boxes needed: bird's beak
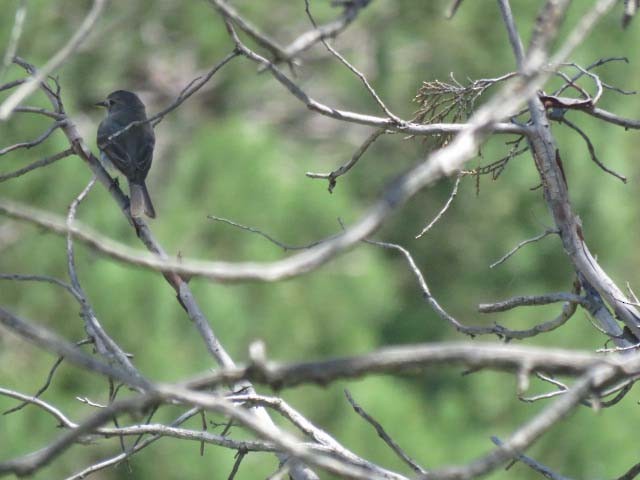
[94,100,108,108]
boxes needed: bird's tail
[130,182,156,218]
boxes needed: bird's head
[95,90,146,115]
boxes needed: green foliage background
[1,1,640,478]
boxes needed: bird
[96,90,156,218]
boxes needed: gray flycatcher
[96,90,156,218]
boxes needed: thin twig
[3,357,65,415]
[199,410,207,456]
[282,1,372,61]
[490,436,573,480]
[209,0,371,65]
[13,106,64,119]
[306,128,386,193]
[560,117,627,183]
[228,449,247,480]
[0,272,78,299]
[490,229,558,268]
[0,387,75,428]
[209,0,289,60]
[0,148,74,183]
[366,238,578,340]
[0,0,106,120]
[415,174,461,238]
[344,390,427,475]
[0,120,65,156]
[447,0,464,18]
[207,216,328,251]
[105,50,239,142]
[0,78,26,93]
[304,0,402,123]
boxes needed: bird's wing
[133,127,155,181]
[98,138,133,176]
[97,121,133,176]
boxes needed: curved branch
[0,148,74,183]
[0,120,64,156]
[0,0,106,120]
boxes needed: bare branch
[617,461,640,480]
[224,19,526,137]
[186,343,614,392]
[209,0,289,61]
[3,302,636,480]
[420,374,592,479]
[497,0,634,347]
[0,0,106,120]
[3,355,65,415]
[207,215,329,251]
[478,293,588,313]
[0,78,26,93]
[622,0,639,28]
[65,408,202,480]
[0,120,64,156]
[585,107,640,129]
[447,0,464,19]
[526,0,572,72]
[0,272,77,299]
[560,117,626,183]
[498,295,580,341]
[519,372,569,403]
[0,148,74,183]
[13,106,65,119]
[106,50,240,143]
[306,128,386,193]
[2,380,402,480]
[597,343,640,354]
[345,389,427,475]
[304,0,401,123]
[367,238,577,340]
[497,0,525,69]
[549,1,617,67]
[415,174,461,238]
[65,178,140,376]
[490,229,558,268]
[0,306,151,391]
[282,1,372,61]
[8,59,238,365]
[3,3,637,478]
[0,0,27,78]
[9,58,319,480]
[228,450,247,480]
[209,0,372,65]
[0,395,160,477]
[228,392,405,478]
[0,29,553,288]
[267,462,292,480]
[0,387,75,428]
[490,436,573,480]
